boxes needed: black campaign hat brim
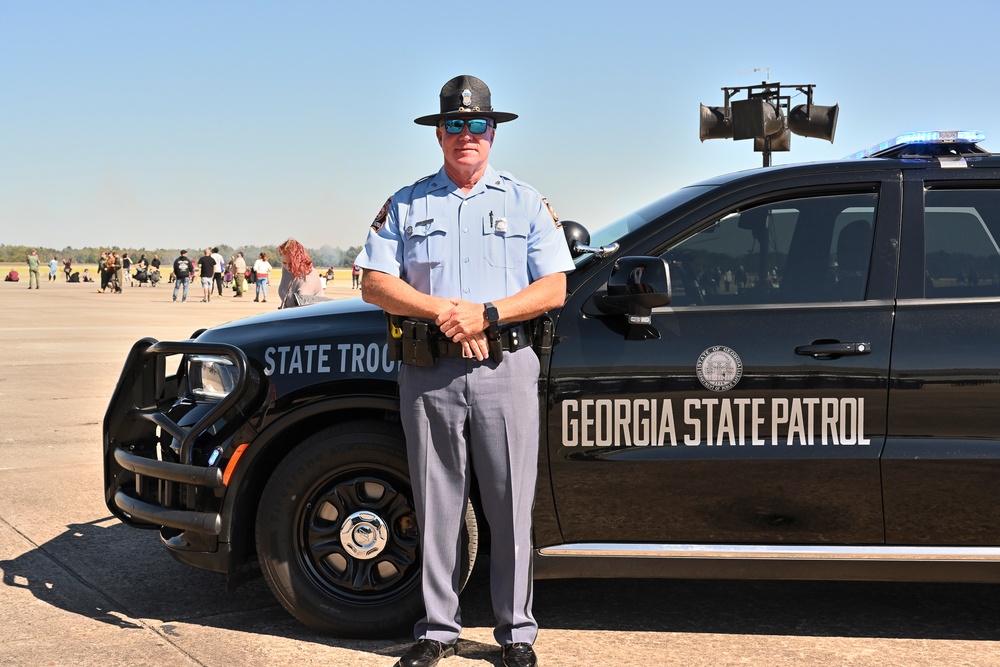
[414,110,519,126]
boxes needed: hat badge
[462,89,472,106]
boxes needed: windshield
[582,185,715,262]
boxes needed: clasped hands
[435,299,490,361]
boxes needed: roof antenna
[739,66,770,83]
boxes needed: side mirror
[601,256,671,340]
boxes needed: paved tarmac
[3,278,1000,666]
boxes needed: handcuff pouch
[400,319,435,367]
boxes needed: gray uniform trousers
[399,345,540,646]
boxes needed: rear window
[924,190,1000,298]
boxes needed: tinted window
[924,190,1000,298]
[659,193,878,306]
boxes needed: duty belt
[387,315,537,367]
[434,323,533,358]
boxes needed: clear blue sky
[3,0,999,252]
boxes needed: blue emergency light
[847,130,987,159]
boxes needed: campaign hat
[414,75,518,126]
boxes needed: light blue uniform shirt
[356,165,574,304]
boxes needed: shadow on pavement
[5,517,1000,651]
[1,516,277,629]
[529,575,1000,641]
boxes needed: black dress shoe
[396,639,457,667]
[502,643,537,667]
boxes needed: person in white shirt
[211,247,226,297]
[252,253,272,302]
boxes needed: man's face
[437,117,494,172]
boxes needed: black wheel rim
[294,464,420,605]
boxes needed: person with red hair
[277,238,324,308]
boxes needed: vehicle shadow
[529,575,1000,641]
[3,517,1000,664]
[0,517,280,630]
[462,556,1000,643]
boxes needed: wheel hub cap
[339,511,388,559]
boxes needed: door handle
[794,342,872,358]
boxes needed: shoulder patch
[542,197,562,228]
[371,198,391,232]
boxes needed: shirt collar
[428,164,507,196]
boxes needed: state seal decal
[696,346,743,392]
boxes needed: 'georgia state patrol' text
[561,397,870,447]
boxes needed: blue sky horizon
[4,1,998,253]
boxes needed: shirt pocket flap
[406,218,444,239]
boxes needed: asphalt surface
[3,278,1000,666]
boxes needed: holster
[487,325,504,364]
[533,315,554,370]
[386,313,404,361]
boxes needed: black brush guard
[103,338,251,535]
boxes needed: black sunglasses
[441,118,494,135]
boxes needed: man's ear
[436,126,444,147]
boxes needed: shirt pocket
[483,217,528,268]
[404,218,447,267]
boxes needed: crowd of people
[168,247,272,302]
[9,244,349,310]
[167,243,342,307]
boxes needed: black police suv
[104,131,1000,637]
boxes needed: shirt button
[463,227,468,233]
[464,257,469,263]
[463,288,470,294]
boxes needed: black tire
[255,419,479,637]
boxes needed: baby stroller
[223,269,234,289]
[133,268,150,286]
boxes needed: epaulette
[495,170,540,193]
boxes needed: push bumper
[103,338,254,542]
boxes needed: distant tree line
[0,243,363,269]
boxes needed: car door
[884,176,1000,545]
[547,180,899,546]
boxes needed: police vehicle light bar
[847,130,987,159]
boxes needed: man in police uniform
[356,75,574,667]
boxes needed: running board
[533,543,1000,583]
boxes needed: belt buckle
[461,342,474,359]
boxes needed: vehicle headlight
[187,355,240,400]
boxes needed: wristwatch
[483,302,500,333]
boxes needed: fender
[217,392,402,582]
